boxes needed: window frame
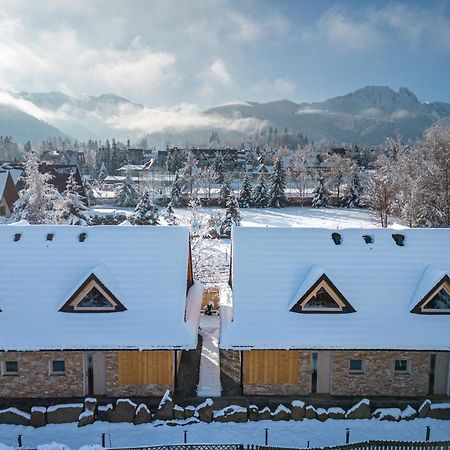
[3,360,19,376]
[50,360,66,376]
[349,359,365,374]
[394,359,411,375]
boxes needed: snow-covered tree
[311,175,330,208]
[170,171,183,207]
[213,154,225,184]
[267,157,288,207]
[238,173,253,208]
[199,166,217,205]
[342,165,362,208]
[220,194,241,238]
[180,151,199,198]
[11,152,61,224]
[188,198,205,237]
[252,174,268,207]
[116,173,139,207]
[163,201,178,226]
[219,178,231,207]
[82,178,96,206]
[329,154,353,206]
[55,172,90,225]
[98,162,108,181]
[134,190,159,225]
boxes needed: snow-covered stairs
[197,315,222,397]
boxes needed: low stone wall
[0,394,449,428]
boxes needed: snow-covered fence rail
[261,440,450,450]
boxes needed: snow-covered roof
[221,227,450,351]
[0,225,202,351]
[0,171,8,198]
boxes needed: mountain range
[1,86,449,146]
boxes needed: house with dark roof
[0,226,202,398]
[220,227,450,398]
[0,171,19,217]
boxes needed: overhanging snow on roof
[220,227,450,351]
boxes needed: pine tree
[180,151,199,198]
[238,173,253,208]
[189,198,204,237]
[98,162,108,181]
[116,173,139,207]
[219,179,231,207]
[252,174,268,207]
[170,172,183,206]
[55,172,90,225]
[163,201,178,226]
[213,154,225,184]
[134,190,159,225]
[11,152,61,224]
[311,176,330,208]
[220,194,241,238]
[343,166,362,208]
[267,158,288,207]
[83,178,96,206]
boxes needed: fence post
[345,428,350,444]
[17,435,22,448]
[101,433,106,448]
[184,430,188,444]
[265,428,269,446]
[425,425,431,442]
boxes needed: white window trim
[49,360,66,376]
[2,360,19,376]
[394,359,411,375]
[349,359,365,374]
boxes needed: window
[51,360,66,375]
[424,287,450,310]
[3,361,18,375]
[303,287,341,309]
[395,359,410,374]
[76,287,114,309]
[349,359,364,373]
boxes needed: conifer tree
[267,157,288,207]
[98,162,108,181]
[11,152,61,224]
[83,178,96,206]
[238,173,253,208]
[219,178,231,207]
[220,194,241,238]
[213,154,225,184]
[311,176,330,208]
[180,151,199,198]
[170,172,183,206]
[163,201,178,226]
[55,172,90,225]
[343,166,362,208]
[134,190,159,225]
[252,174,268,207]
[116,173,139,207]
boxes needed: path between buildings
[197,314,222,397]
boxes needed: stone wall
[0,351,84,398]
[331,351,431,396]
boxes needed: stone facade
[243,350,450,397]
[331,351,430,396]
[0,351,174,398]
[0,351,84,398]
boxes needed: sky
[1,0,450,109]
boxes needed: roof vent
[362,235,373,244]
[46,233,54,241]
[79,232,87,242]
[13,233,21,242]
[392,233,405,246]
[331,232,342,245]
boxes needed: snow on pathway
[197,315,221,397]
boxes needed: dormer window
[411,274,450,314]
[290,273,355,314]
[59,273,126,313]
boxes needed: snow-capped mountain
[0,86,449,144]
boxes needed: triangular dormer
[290,270,355,314]
[59,273,127,313]
[411,274,450,314]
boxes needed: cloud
[251,78,297,99]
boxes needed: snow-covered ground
[197,315,221,397]
[0,418,448,449]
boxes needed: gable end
[411,274,450,315]
[59,273,127,313]
[290,274,355,314]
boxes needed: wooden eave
[411,274,450,315]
